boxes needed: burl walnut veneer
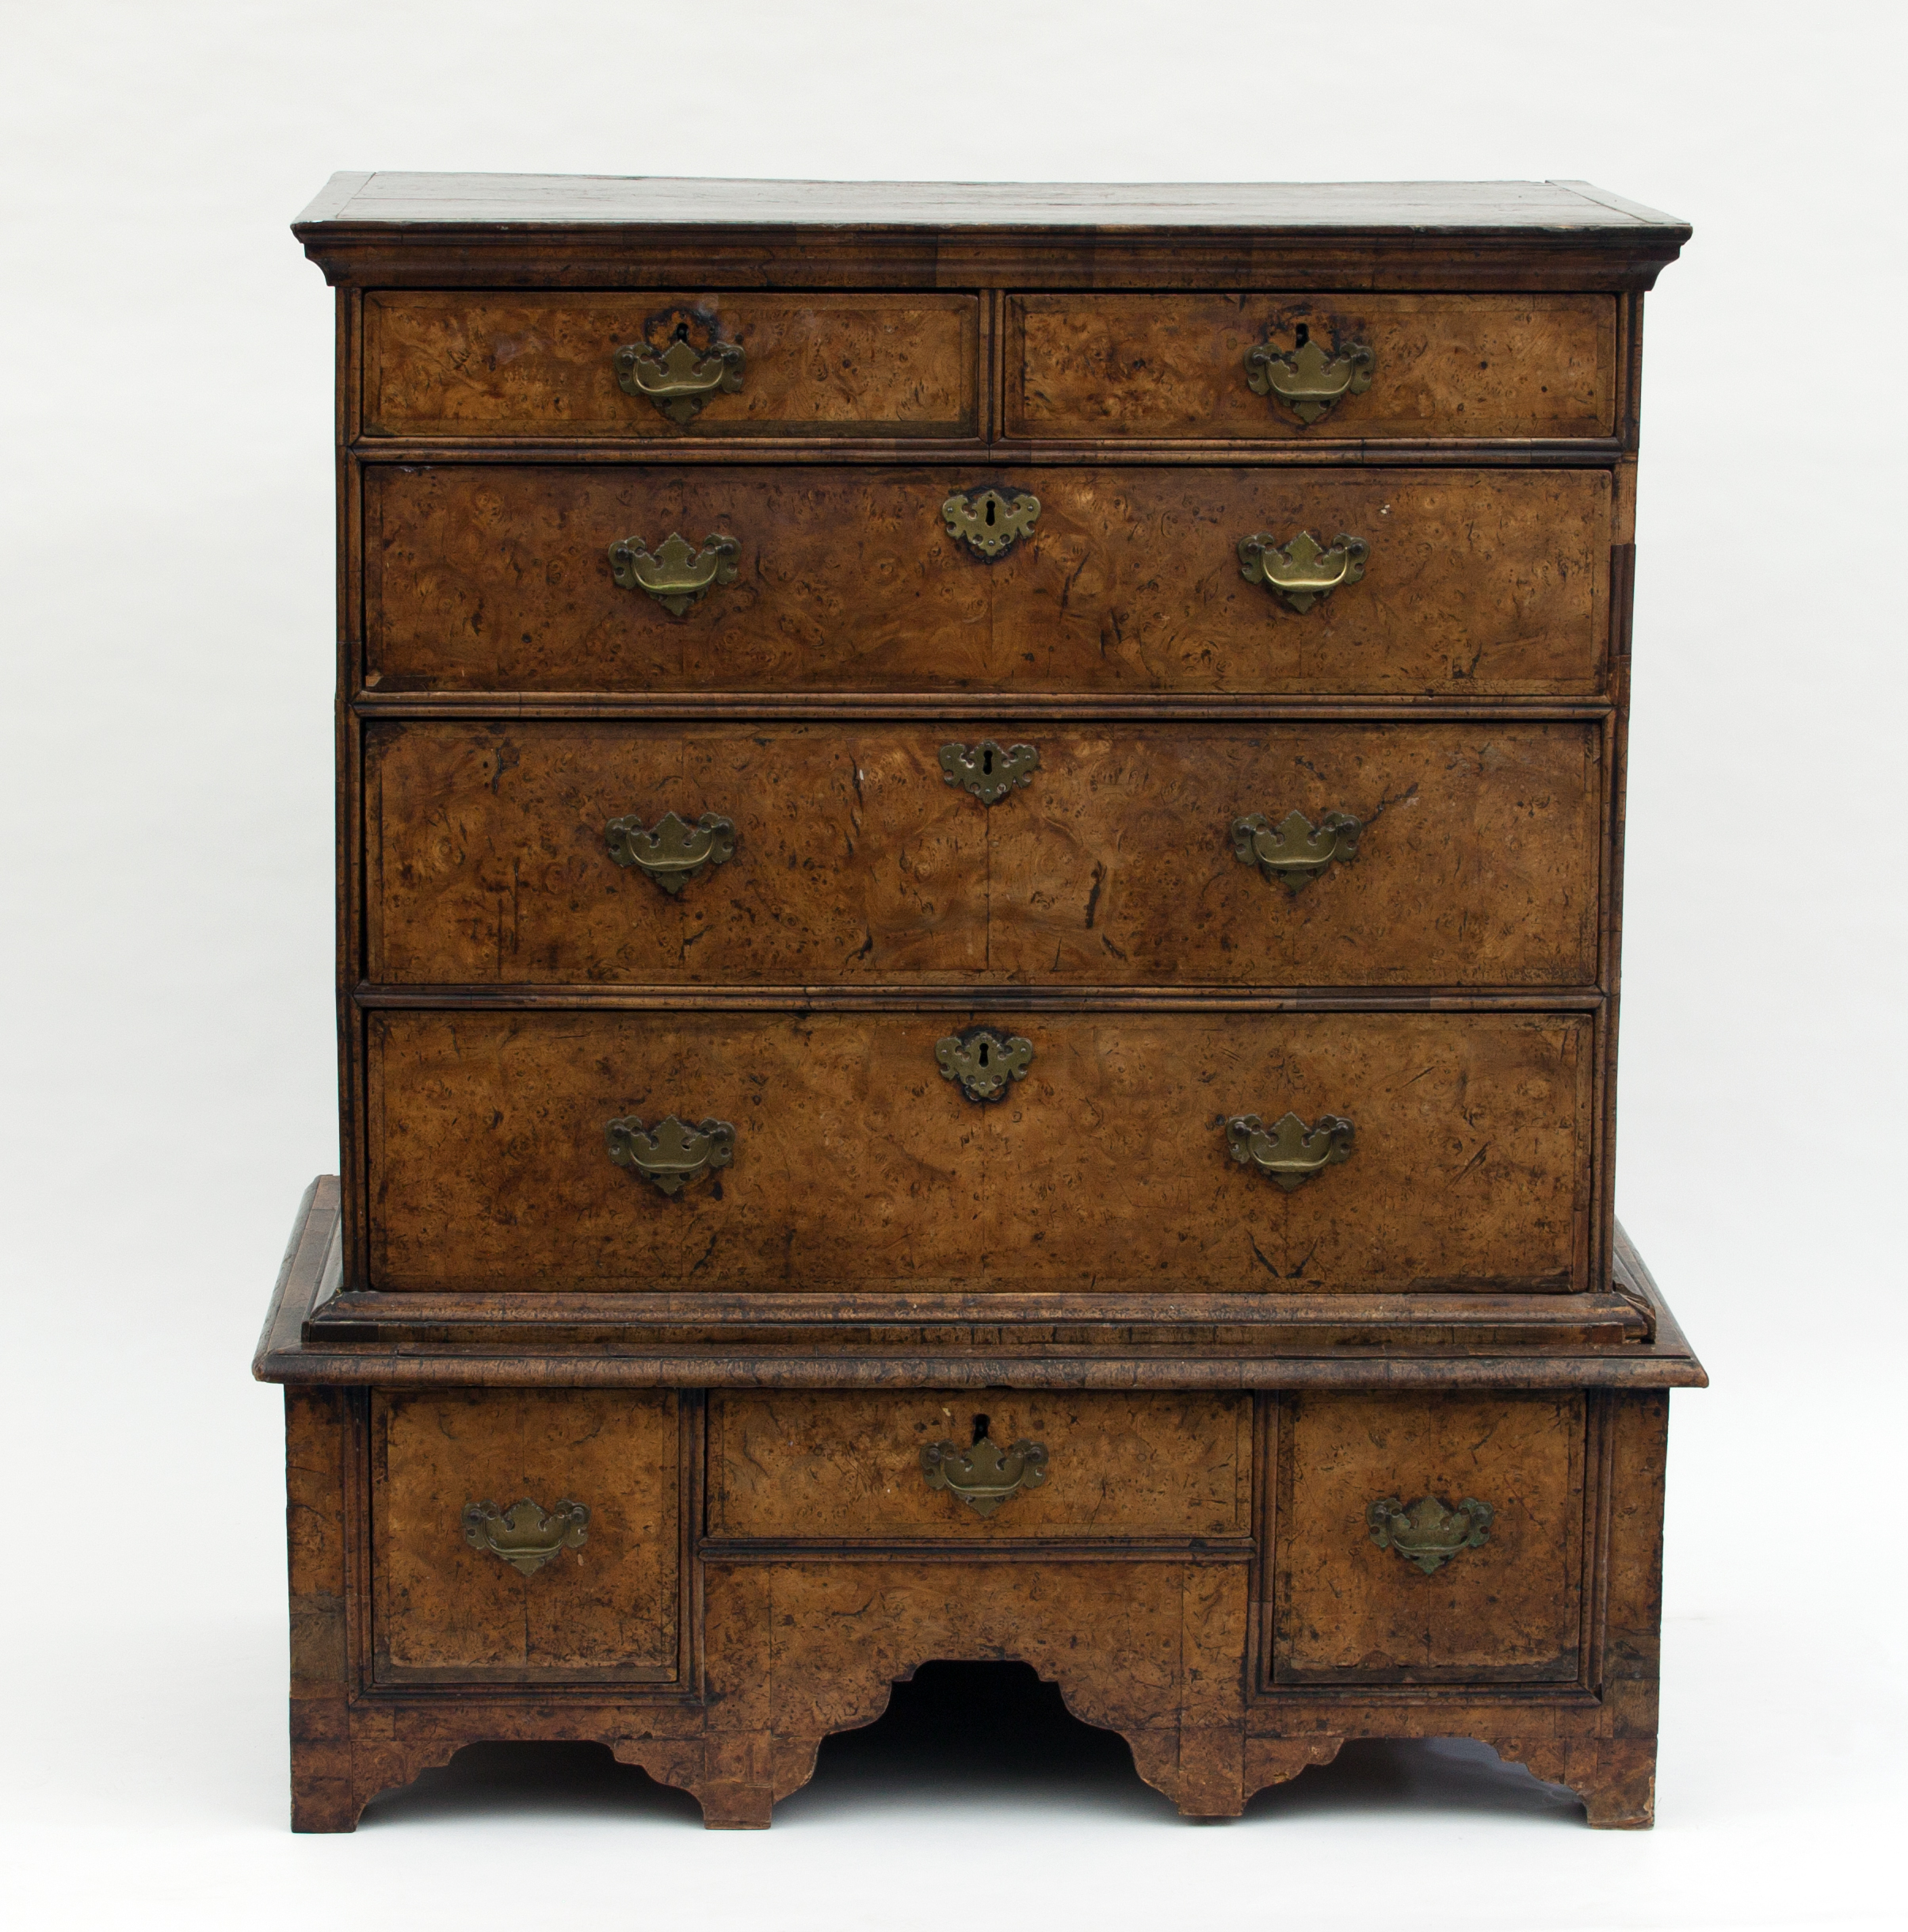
[256,175,1703,1832]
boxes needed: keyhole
[1295,323,1310,347]
[978,1040,991,1067]
[672,321,691,344]
[982,745,995,776]
[971,1413,990,1445]
[984,498,997,526]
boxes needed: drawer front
[1272,1392,1586,1684]
[365,1009,1593,1294]
[708,1392,1251,1540]
[367,719,1601,989]
[1008,294,1618,441]
[362,292,980,439]
[371,1389,680,1683]
[364,464,1610,696]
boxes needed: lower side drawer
[1270,1391,1587,1685]
[371,1389,681,1684]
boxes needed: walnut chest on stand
[254,174,1704,1831]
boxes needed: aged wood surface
[366,719,1601,990]
[364,1008,1592,1295]
[371,1389,679,1681]
[364,292,979,439]
[364,465,1610,696]
[1009,294,1617,441]
[1272,1391,1584,1682]
[708,1392,1251,1539]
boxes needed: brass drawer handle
[937,1025,1033,1104]
[613,337,745,424]
[940,739,1040,804]
[943,484,1040,559]
[1368,1495,1494,1575]
[1231,808,1362,892]
[1227,1111,1355,1191]
[606,1113,736,1196]
[1244,334,1375,424]
[609,532,741,615]
[606,810,736,893]
[922,1435,1049,1518]
[1238,530,1369,613]
[461,1498,590,1577]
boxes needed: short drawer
[1271,1392,1586,1683]
[364,1008,1593,1296]
[708,1392,1251,1541]
[364,464,1611,696]
[1007,294,1618,441]
[361,292,980,439]
[370,1389,680,1683]
[365,719,1602,990]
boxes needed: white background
[3,2,1903,1926]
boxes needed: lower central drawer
[708,1392,1251,1541]
[364,1007,1593,1294]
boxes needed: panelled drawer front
[364,1009,1592,1295]
[367,719,1602,989]
[362,292,980,439]
[371,1389,680,1683]
[1008,294,1619,441]
[1272,1392,1586,1684]
[708,1392,1251,1540]
[364,465,1610,695]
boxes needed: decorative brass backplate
[605,810,736,893]
[605,1113,736,1196]
[942,485,1040,559]
[1238,530,1370,613]
[1226,1111,1356,1191]
[939,739,1040,805]
[936,1025,1034,1103]
[461,1498,590,1578]
[612,337,746,425]
[1244,335,1376,425]
[922,1436,1050,1517]
[1367,1495,1494,1575]
[1231,808,1363,892]
[609,532,741,616]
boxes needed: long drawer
[363,465,1612,695]
[365,719,1603,988]
[361,291,981,439]
[364,1009,1593,1295]
[1006,293,1619,441]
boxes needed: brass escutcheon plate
[605,810,736,893]
[936,1025,1034,1104]
[940,739,1040,805]
[1227,1111,1356,1191]
[1367,1495,1494,1575]
[1231,808,1363,891]
[942,485,1040,559]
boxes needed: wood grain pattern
[372,1389,679,1679]
[364,465,1610,696]
[364,1008,1593,1295]
[1273,1391,1583,1682]
[1009,294,1617,441]
[365,718,1602,989]
[364,292,978,438]
[707,1392,1251,1538]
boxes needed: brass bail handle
[606,1113,737,1196]
[1238,531,1369,613]
[1226,1111,1355,1191]
[608,533,741,616]
[461,1499,590,1578]
[1367,1495,1494,1575]
[1231,809,1362,892]
[613,336,745,423]
[1244,330,1376,425]
[605,810,736,893]
[921,1430,1050,1518]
